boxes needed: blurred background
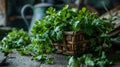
[0,0,120,37]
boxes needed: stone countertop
[0,52,68,67]
[0,52,120,67]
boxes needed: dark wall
[6,0,35,31]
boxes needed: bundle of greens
[30,5,114,64]
[0,5,115,65]
[0,28,30,53]
[78,52,113,67]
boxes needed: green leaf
[33,54,47,61]
[67,56,79,67]
[56,31,63,41]
[81,7,86,12]
[45,57,54,64]
[100,33,108,38]
[63,5,69,10]
[101,51,106,59]
[85,58,94,67]
[96,60,106,67]
[95,46,102,52]
[46,7,55,14]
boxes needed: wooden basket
[53,31,89,55]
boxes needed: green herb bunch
[31,5,79,42]
[78,51,113,67]
[0,28,31,53]
[30,5,115,63]
[18,30,54,64]
[31,5,114,42]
